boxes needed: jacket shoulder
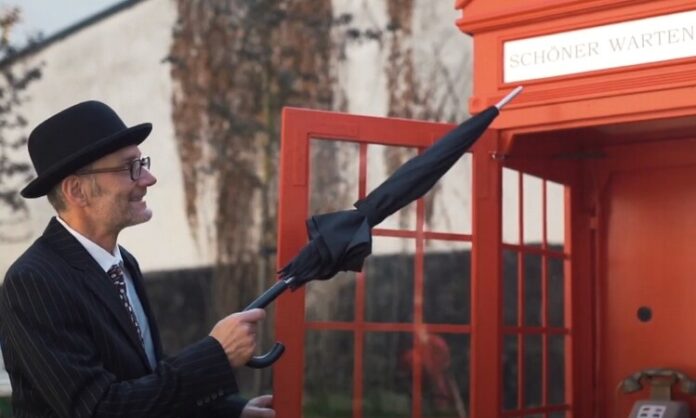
[6,234,62,274]
[2,235,73,299]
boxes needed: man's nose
[138,167,157,187]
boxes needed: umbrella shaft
[244,278,293,310]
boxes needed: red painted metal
[275,110,311,418]
[277,107,470,418]
[499,167,573,417]
[593,142,696,417]
[453,1,696,415]
[277,108,572,418]
[470,131,503,418]
[274,1,696,416]
[541,181,549,410]
[516,172,525,411]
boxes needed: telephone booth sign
[273,107,573,418]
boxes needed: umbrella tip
[495,86,524,110]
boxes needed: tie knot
[107,263,124,283]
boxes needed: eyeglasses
[75,157,151,181]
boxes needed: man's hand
[241,395,274,418]
[209,309,266,368]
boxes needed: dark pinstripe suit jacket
[0,218,246,418]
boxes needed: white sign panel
[504,10,696,83]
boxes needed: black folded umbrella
[245,86,523,368]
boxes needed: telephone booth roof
[455,0,696,147]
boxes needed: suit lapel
[42,218,151,369]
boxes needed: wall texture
[0,0,472,276]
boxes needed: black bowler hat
[21,101,152,198]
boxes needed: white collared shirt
[56,216,157,370]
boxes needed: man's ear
[61,176,89,207]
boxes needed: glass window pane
[365,237,414,323]
[548,257,565,328]
[304,330,353,418]
[502,168,520,244]
[546,180,565,249]
[424,154,473,234]
[364,332,412,418]
[502,334,519,410]
[523,174,543,247]
[548,335,566,405]
[306,138,359,322]
[305,271,356,322]
[366,144,418,230]
[424,240,471,324]
[524,334,542,408]
[524,253,542,327]
[421,333,470,418]
[309,138,359,214]
[503,249,519,327]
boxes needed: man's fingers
[245,407,275,418]
[233,308,266,323]
[249,394,273,407]
[242,394,274,418]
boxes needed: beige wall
[0,0,197,274]
[0,0,473,276]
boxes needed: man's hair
[88,174,102,197]
[45,170,102,212]
[46,182,66,212]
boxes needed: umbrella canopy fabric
[280,105,500,288]
[355,106,499,227]
[280,209,372,287]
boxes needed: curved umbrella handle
[244,278,293,368]
[246,342,286,369]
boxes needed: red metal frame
[275,107,573,418]
[276,107,486,417]
[500,168,572,417]
[469,129,503,418]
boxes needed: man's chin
[128,208,153,226]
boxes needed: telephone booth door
[273,107,575,418]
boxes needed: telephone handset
[619,368,696,418]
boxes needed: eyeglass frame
[74,156,151,181]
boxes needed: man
[0,101,275,418]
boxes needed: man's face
[84,145,157,232]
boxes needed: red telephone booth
[273,1,696,417]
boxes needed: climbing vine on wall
[0,7,43,242]
[169,0,336,338]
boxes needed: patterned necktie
[107,263,144,346]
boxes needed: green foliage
[0,397,11,417]
[303,393,352,418]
